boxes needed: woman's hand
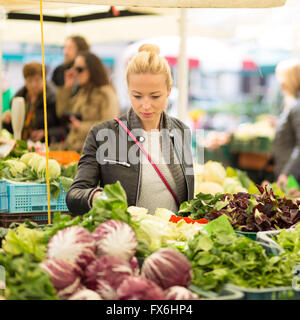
[277,173,288,189]
[68,115,81,130]
[92,191,102,204]
[64,68,77,89]
[2,110,11,124]
[30,129,45,142]
[287,188,300,199]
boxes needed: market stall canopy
[0,0,286,9]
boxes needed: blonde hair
[276,59,300,98]
[126,44,173,90]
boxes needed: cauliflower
[195,181,224,195]
[202,161,226,185]
[5,159,27,177]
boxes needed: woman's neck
[142,118,161,132]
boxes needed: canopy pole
[0,7,5,132]
[39,0,51,224]
[177,8,188,122]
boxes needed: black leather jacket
[66,108,194,215]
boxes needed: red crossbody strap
[115,118,180,207]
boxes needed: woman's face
[74,55,90,86]
[63,38,78,65]
[128,73,171,130]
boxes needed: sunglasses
[74,66,87,73]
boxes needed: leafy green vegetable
[60,163,78,179]
[185,228,296,292]
[0,252,58,300]
[178,192,224,219]
[2,225,47,262]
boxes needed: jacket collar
[124,107,172,132]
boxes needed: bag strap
[115,118,180,207]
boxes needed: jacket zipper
[103,159,131,167]
[171,134,190,200]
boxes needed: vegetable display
[47,226,97,270]
[141,248,192,290]
[185,216,296,292]
[40,259,82,299]
[93,220,137,261]
[178,185,300,232]
[116,275,166,300]
[164,286,198,300]
[84,255,134,299]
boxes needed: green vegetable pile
[184,216,297,293]
[0,152,77,198]
[0,225,57,300]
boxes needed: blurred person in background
[274,59,300,195]
[51,35,90,87]
[1,73,14,126]
[3,62,64,143]
[55,51,120,152]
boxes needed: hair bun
[138,44,160,55]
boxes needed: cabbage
[84,255,133,300]
[164,286,199,300]
[68,289,102,300]
[153,208,174,221]
[134,215,176,252]
[141,248,192,289]
[116,275,166,300]
[223,177,247,194]
[4,159,26,176]
[47,226,97,270]
[195,181,224,195]
[28,153,44,171]
[40,259,82,299]
[127,206,148,219]
[174,220,205,241]
[37,158,61,179]
[0,128,13,140]
[92,220,137,261]
[194,162,204,183]
[20,152,37,165]
[202,161,226,184]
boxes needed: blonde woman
[274,59,300,190]
[66,44,194,215]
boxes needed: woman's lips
[141,112,153,118]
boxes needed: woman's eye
[133,96,141,99]
[152,96,160,99]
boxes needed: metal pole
[177,8,188,122]
[0,7,5,132]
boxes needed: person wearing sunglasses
[55,51,120,152]
[51,35,90,88]
[66,44,194,216]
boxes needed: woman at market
[3,62,63,143]
[274,59,300,191]
[55,51,120,152]
[66,44,194,216]
[51,35,90,87]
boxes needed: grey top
[136,130,181,214]
[273,98,300,180]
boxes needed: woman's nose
[142,97,151,108]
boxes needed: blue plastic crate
[2,181,68,213]
[0,180,8,212]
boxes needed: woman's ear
[167,86,172,98]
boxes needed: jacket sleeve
[74,87,120,143]
[56,86,73,118]
[66,126,102,215]
[281,106,300,179]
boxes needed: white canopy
[0,0,287,10]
